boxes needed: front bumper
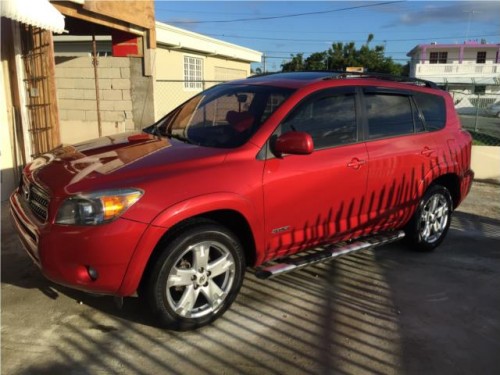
[9,190,148,295]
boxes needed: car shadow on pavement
[3,204,500,374]
[373,210,500,374]
[1,204,60,300]
[0,250,158,328]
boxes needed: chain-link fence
[154,80,227,120]
[450,86,500,146]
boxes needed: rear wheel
[405,184,453,251]
[147,223,245,330]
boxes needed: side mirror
[273,131,314,157]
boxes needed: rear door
[362,88,438,231]
[262,87,369,260]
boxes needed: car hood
[26,132,228,195]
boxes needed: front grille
[29,185,50,222]
[21,176,50,222]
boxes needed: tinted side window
[366,94,414,140]
[413,92,446,130]
[282,93,357,149]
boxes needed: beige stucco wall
[471,145,500,183]
[1,63,16,200]
[154,46,251,119]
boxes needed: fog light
[87,266,99,281]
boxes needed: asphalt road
[2,182,500,375]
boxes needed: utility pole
[262,53,266,73]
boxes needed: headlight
[55,189,143,225]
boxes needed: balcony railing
[415,63,500,77]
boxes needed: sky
[154,0,500,72]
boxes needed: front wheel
[405,184,453,252]
[146,223,245,330]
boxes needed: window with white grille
[184,56,203,90]
[429,52,447,64]
[476,51,486,64]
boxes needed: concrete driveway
[2,182,500,374]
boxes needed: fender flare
[117,192,263,296]
[415,164,460,207]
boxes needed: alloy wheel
[419,193,449,244]
[166,240,236,319]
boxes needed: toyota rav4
[10,72,473,330]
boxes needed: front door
[262,88,369,261]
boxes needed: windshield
[147,84,294,148]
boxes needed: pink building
[407,41,500,93]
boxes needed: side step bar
[255,231,405,279]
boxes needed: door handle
[347,158,366,169]
[421,147,434,157]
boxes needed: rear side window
[365,94,414,139]
[413,92,446,131]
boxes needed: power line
[264,50,412,54]
[264,55,413,61]
[160,19,462,36]
[205,33,500,43]
[165,1,403,24]
[265,56,498,63]
[155,7,259,16]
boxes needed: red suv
[10,72,473,330]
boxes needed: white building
[154,21,262,119]
[407,41,500,93]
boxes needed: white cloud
[396,1,500,26]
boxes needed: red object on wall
[111,30,142,57]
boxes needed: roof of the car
[227,71,438,90]
[235,72,335,88]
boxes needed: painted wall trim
[155,21,262,63]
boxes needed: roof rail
[329,71,438,89]
[247,72,281,79]
[246,71,438,89]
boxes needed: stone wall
[55,56,154,144]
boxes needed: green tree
[281,34,405,75]
[365,33,374,46]
[253,67,262,75]
[305,52,327,70]
[281,53,305,72]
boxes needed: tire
[404,184,453,252]
[147,223,245,330]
